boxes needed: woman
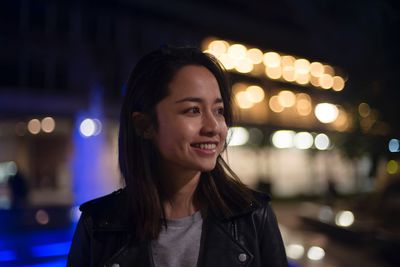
[68,46,287,267]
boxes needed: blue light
[31,242,71,257]
[389,139,400,152]
[0,249,17,262]
[21,259,67,267]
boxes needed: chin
[197,163,217,172]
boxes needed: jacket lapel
[103,240,153,267]
[198,213,253,267]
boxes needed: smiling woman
[67,46,288,267]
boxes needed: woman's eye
[186,107,200,114]
[217,107,224,115]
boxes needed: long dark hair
[118,45,254,240]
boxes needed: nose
[201,111,219,136]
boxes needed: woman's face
[153,65,228,173]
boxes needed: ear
[132,112,154,139]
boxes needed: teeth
[196,143,216,150]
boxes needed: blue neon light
[21,258,67,267]
[31,242,71,257]
[0,249,17,261]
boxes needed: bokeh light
[235,58,253,73]
[388,139,400,152]
[28,119,41,135]
[246,85,265,103]
[358,103,371,118]
[35,209,50,225]
[387,160,398,174]
[296,93,312,116]
[310,62,324,77]
[315,133,330,150]
[265,66,282,79]
[271,130,295,148]
[294,58,310,74]
[228,127,249,146]
[319,74,334,89]
[79,118,102,137]
[246,48,263,64]
[278,90,296,108]
[294,132,313,149]
[332,76,345,91]
[307,246,325,261]
[269,95,284,113]
[235,91,254,109]
[263,52,281,68]
[315,103,339,123]
[286,244,305,260]
[208,40,229,56]
[41,117,56,133]
[335,210,355,227]
[228,44,247,60]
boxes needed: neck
[159,165,202,219]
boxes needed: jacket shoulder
[79,188,125,213]
[250,189,271,206]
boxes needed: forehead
[167,65,222,99]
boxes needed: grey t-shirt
[151,211,203,267]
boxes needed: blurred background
[0,0,399,266]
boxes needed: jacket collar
[86,188,269,231]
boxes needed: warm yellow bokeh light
[387,160,398,174]
[310,75,320,87]
[323,65,335,76]
[208,40,229,56]
[228,44,247,60]
[235,91,254,109]
[246,48,264,64]
[282,66,296,82]
[265,66,282,79]
[235,58,253,73]
[41,117,56,133]
[319,74,334,89]
[296,93,312,116]
[232,83,247,95]
[218,54,235,70]
[246,85,265,103]
[296,99,312,116]
[332,76,345,91]
[281,55,295,67]
[294,58,310,74]
[332,108,349,131]
[315,103,339,123]
[296,73,310,85]
[263,52,281,68]
[358,103,371,118]
[28,119,41,134]
[269,95,284,113]
[278,90,296,108]
[310,62,324,77]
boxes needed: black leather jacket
[67,189,288,267]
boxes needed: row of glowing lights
[234,84,343,124]
[204,39,346,91]
[286,208,355,261]
[229,127,331,150]
[15,117,101,137]
[19,117,56,135]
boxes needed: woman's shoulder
[79,188,127,222]
[77,188,130,231]
[250,189,271,205]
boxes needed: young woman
[67,46,288,267]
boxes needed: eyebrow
[175,97,223,104]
